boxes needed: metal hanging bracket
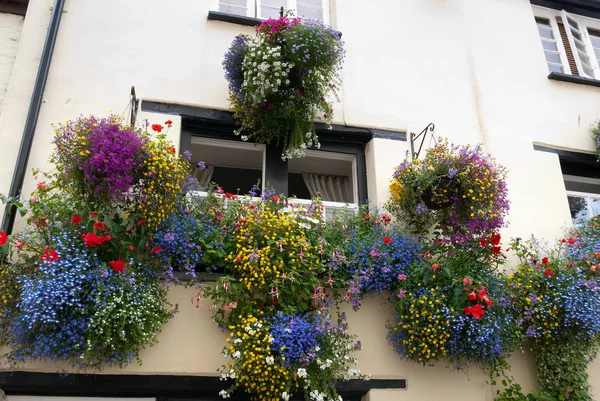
[129,86,139,126]
[409,122,435,159]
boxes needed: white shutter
[218,0,252,17]
[561,10,596,78]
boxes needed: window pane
[298,0,322,6]
[544,52,562,64]
[262,0,285,6]
[288,151,356,203]
[590,35,600,48]
[190,138,264,194]
[537,22,554,39]
[591,198,600,217]
[297,5,323,20]
[568,195,590,222]
[542,40,559,52]
[260,5,284,19]
[219,4,247,15]
[548,63,564,73]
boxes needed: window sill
[207,10,262,27]
[548,72,600,88]
[206,10,343,36]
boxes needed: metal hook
[409,123,435,159]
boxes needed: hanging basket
[421,176,460,210]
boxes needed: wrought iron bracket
[409,122,435,159]
[129,86,139,126]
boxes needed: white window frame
[564,174,600,222]
[189,137,358,209]
[533,6,600,79]
[215,0,329,24]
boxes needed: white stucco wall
[0,12,24,119]
[1,0,599,398]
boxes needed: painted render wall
[0,0,599,399]
[0,12,24,120]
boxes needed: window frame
[215,0,330,24]
[533,5,600,79]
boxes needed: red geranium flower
[82,233,111,247]
[480,238,489,247]
[463,277,471,285]
[90,213,98,219]
[167,147,176,153]
[478,288,487,300]
[491,232,501,246]
[225,192,237,200]
[431,263,439,271]
[152,246,162,253]
[109,259,126,273]
[16,239,24,249]
[464,304,485,319]
[543,269,555,278]
[71,215,82,225]
[0,231,6,246]
[492,245,502,255]
[273,195,279,203]
[383,236,392,245]
[93,221,106,230]
[468,291,477,301]
[541,257,549,266]
[40,246,59,261]
[482,295,493,307]
[165,120,173,127]
[152,124,162,132]
[568,237,575,245]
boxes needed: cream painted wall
[1,0,599,398]
[0,12,24,119]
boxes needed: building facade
[0,0,600,400]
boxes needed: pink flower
[369,249,380,258]
[397,289,407,298]
[397,273,407,281]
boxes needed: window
[533,7,600,79]
[564,174,600,223]
[186,136,363,214]
[216,0,329,22]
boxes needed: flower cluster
[388,139,509,243]
[224,15,344,159]
[509,234,600,401]
[0,116,185,369]
[5,230,173,369]
[387,235,518,370]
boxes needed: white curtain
[302,173,352,203]
[193,165,214,191]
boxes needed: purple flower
[447,167,458,178]
[416,203,428,215]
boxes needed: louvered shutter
[536,17,565,73]
[218,0,251,17]
[561,10,596,78]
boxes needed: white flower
[232,351,241,359]
[314,346,321,352]
[219,390,230,399]
[266,356,275,365]
[233,338,242,344]
[282,392,290,401]
[297,368,307,378]
[284,328,292,334]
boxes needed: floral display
[0,116,185,369]
[388,139,509,243]
[189,190,372,401]
[509,233,600,401]
[387,233,519,371]
[224,16,344,160]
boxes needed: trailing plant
[387,233,519,372]
[509,232,600,401]
[387,139,509,244]
[0,116,185,369]
[224,15,345,160]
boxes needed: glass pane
[590,35,600,48]
[594,48,600,60]
[297,5,323,20]
[262,0,286,7]
[591,198,600,217]
[219,4,246,15]
[298,0,322,6]
[548,63,564,73]
[537,24,554,39]
[571,28,582,42]
[568,196,590,222]
[544,51,562,65]
[260,5,284,18]
[542,40,559,52]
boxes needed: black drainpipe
[1,0,66,234]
